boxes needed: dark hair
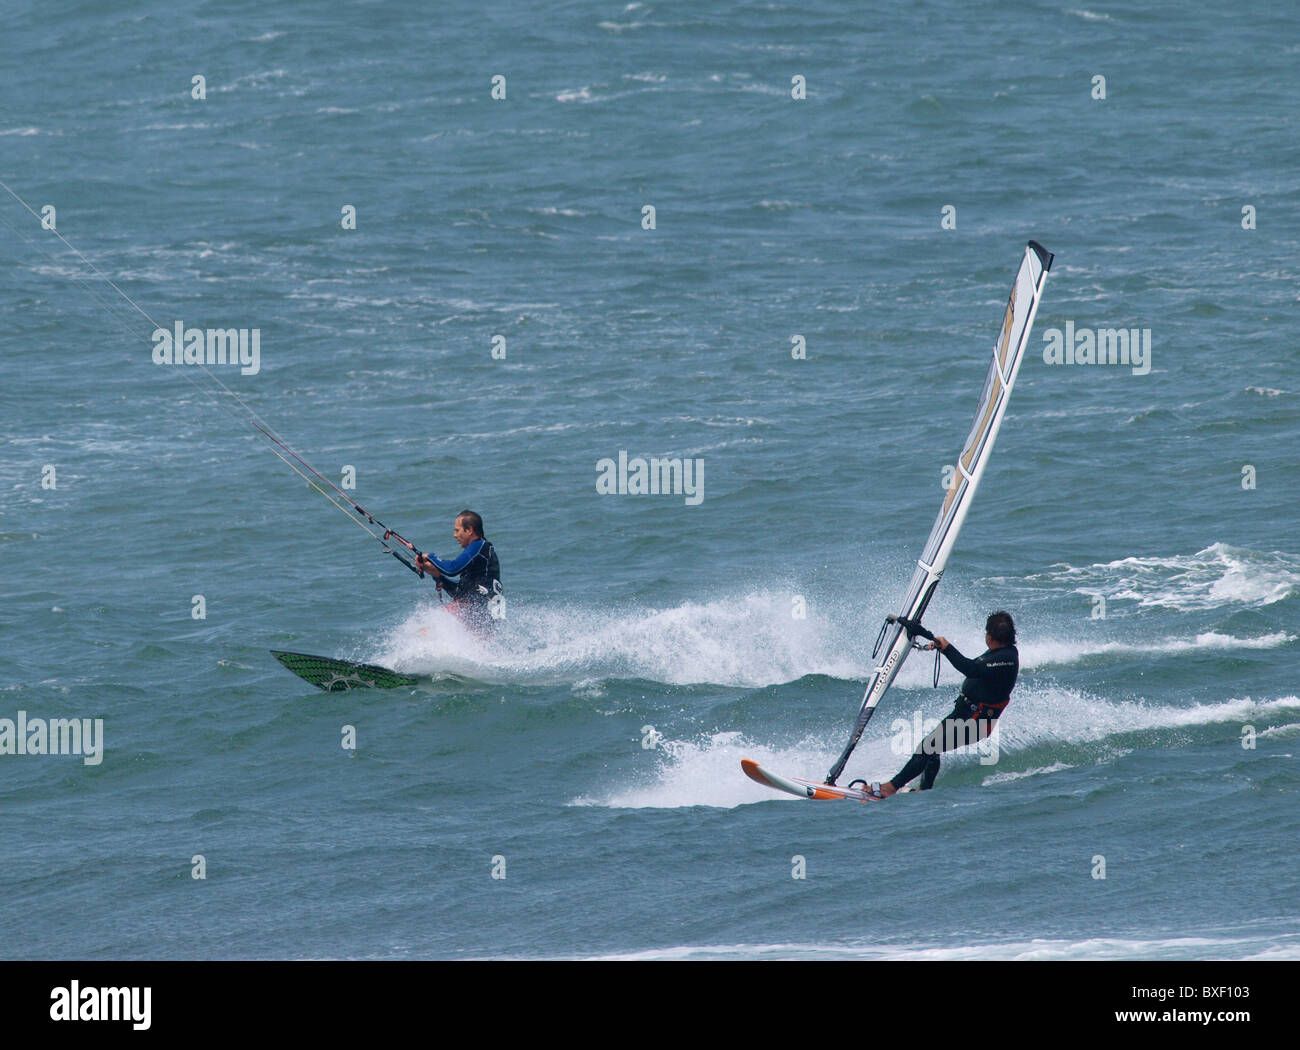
[986,610,1016,646]
[457,509,484,538]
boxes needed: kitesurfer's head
[453,509,484,547]
[985,610,1016,648]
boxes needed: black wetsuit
[889,642,1019,791]
[430,538,502,631]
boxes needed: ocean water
[1,0,1297,959]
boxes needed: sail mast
[825,241,1053,785]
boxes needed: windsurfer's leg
[890,712,956,791]
[888,752,926,792]
[916,714,1000,789]
[917,753,941,789]
[889,752,941,791]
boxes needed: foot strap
[850,778,889,800]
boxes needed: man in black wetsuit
[414,509,502,633]
[871,611,1019,797]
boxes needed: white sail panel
[922,242,1049,570]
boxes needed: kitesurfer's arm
[415,553,474,597]
[424,539,484,576]
[414,553,443,585]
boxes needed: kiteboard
[271,650,419,691]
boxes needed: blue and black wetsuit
[429,539,502,631]
[889,642,1019,791]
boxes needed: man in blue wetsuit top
[414,509,502,633]
[868,610,1019,797]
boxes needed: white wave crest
[1022,630,1294,667]
[998,543,1300,612]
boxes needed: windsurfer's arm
[926,634,983,670]
[936,641,985,677]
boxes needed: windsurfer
[867,611,1019,797]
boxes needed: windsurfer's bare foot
[851,780,899,800]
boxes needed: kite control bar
[377,524,426,577]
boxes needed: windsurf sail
[824,240,1053,785]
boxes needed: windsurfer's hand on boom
[925,636,950,651]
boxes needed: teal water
[1,0,1297,959]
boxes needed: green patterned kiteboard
[271,650,420,691]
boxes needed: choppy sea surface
[1,1,1297,959]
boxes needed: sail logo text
[152,320,261,375]
[0,711,104,766]
[1042,322,1151,375]
[596,451,704,505]
[50,981,151,1030]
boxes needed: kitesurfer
[866,611,1019,797]
[414,510,502,633]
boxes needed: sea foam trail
[987,542,1300,612]
[366,592,1291,689]
[370,591,874,688]
[580,691,1300,809]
